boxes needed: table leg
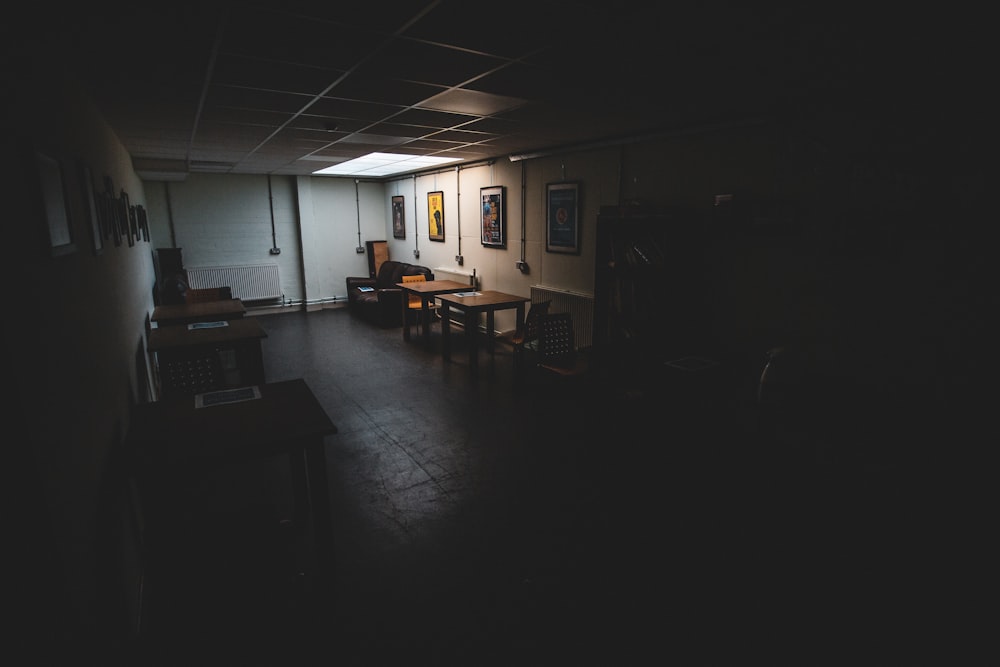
[466,307,478,372]
[305,438,335,580]
[422,298,431,347]
[401,290,410,342]
[441,303,452,360]
[486,310,496,356]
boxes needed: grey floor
[133,307,937,666]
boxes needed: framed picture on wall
[80,163,103,254]
[391,195,406,239]
[480,185,506,248]
[545,182,580,254]
[34,150,77,257]
[427,190,445,242]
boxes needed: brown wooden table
[437,290,530,373]
[126,379,338,587]
[148,317,268,399]
[396,279,470,346]
[151,298,246,326]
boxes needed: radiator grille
[186,264,281,302]
[530,285,594,350]
[431,267,477,287]
[432,268,479,328]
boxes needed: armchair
[346,260,434,327]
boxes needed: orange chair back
[401,274,426,308]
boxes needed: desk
[437,290,530,373]
[151,298,246,327]
[148,317,268,399]
[126,379,338,583]
[396,279,470,346]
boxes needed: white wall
[144,149,620,335]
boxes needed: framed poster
[545,182,580,254]
[34,151,77,257]
[427,190,445,241]
[391,195,406,239]
[480,185,506,248]
[80,163,103,254]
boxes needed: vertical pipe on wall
[267,174,279,254]
[165,181,177,248]
[354,178,362,252]
[455,165,462,265]
[412,175,419,259]
[519,161,527,271]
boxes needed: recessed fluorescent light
[312,152,461,177]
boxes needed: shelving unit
[592,205,714,398]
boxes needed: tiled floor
[132,307,937,666]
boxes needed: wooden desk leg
[466,308,478,372]
[401,291,410,342]
[441,303,452,360]
[289,449,310,529]
[422,298,431,347]
[305,438,335,580]
[486,310,496,356]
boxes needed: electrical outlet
[515,260,528,273]
[356,246,365,253]
[413,249,420,259]
[455,255,463,266]
[269,247,281,255]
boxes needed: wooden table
[396,279,470,346]
[437,290,530,373]
[151,298,246,326]
[148,317,268,399]
[126,379,338,585]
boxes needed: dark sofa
[346,260,434,327]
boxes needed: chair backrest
[518,300,551,347]
[536,312,576,367]
[401,274,426,308]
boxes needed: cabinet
[593,205,711,390]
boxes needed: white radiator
[530,285,594,349]
[432,267,478,328]
[431,267,477,287]
[187,263,281,302]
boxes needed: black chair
[534,312,589,380]
[499,300,551,373]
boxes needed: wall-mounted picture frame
[391,195,406,240]
[79,163,103,255]
[427,191,445,242]
[34,151,77,257]
[545,182,580,254]
[480,185,506,248]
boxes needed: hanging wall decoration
[392,195,406,240]
[427,191,445,241]
[480,185,506,248]
[79,163,102,254]
[545,182,580,255]
[34,150,77,257]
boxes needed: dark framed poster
[545,182,580,254]
[391,195,406,239]
[480,185,505,248]
[34,151,77,257]
[80,163,103,254]
[427,190,445,241]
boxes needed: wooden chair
[401,274,438,337]
[184,286,232,303]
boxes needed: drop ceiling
[16,1,933,180]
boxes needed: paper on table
[188,320,229,330]
[453,291,482,297]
